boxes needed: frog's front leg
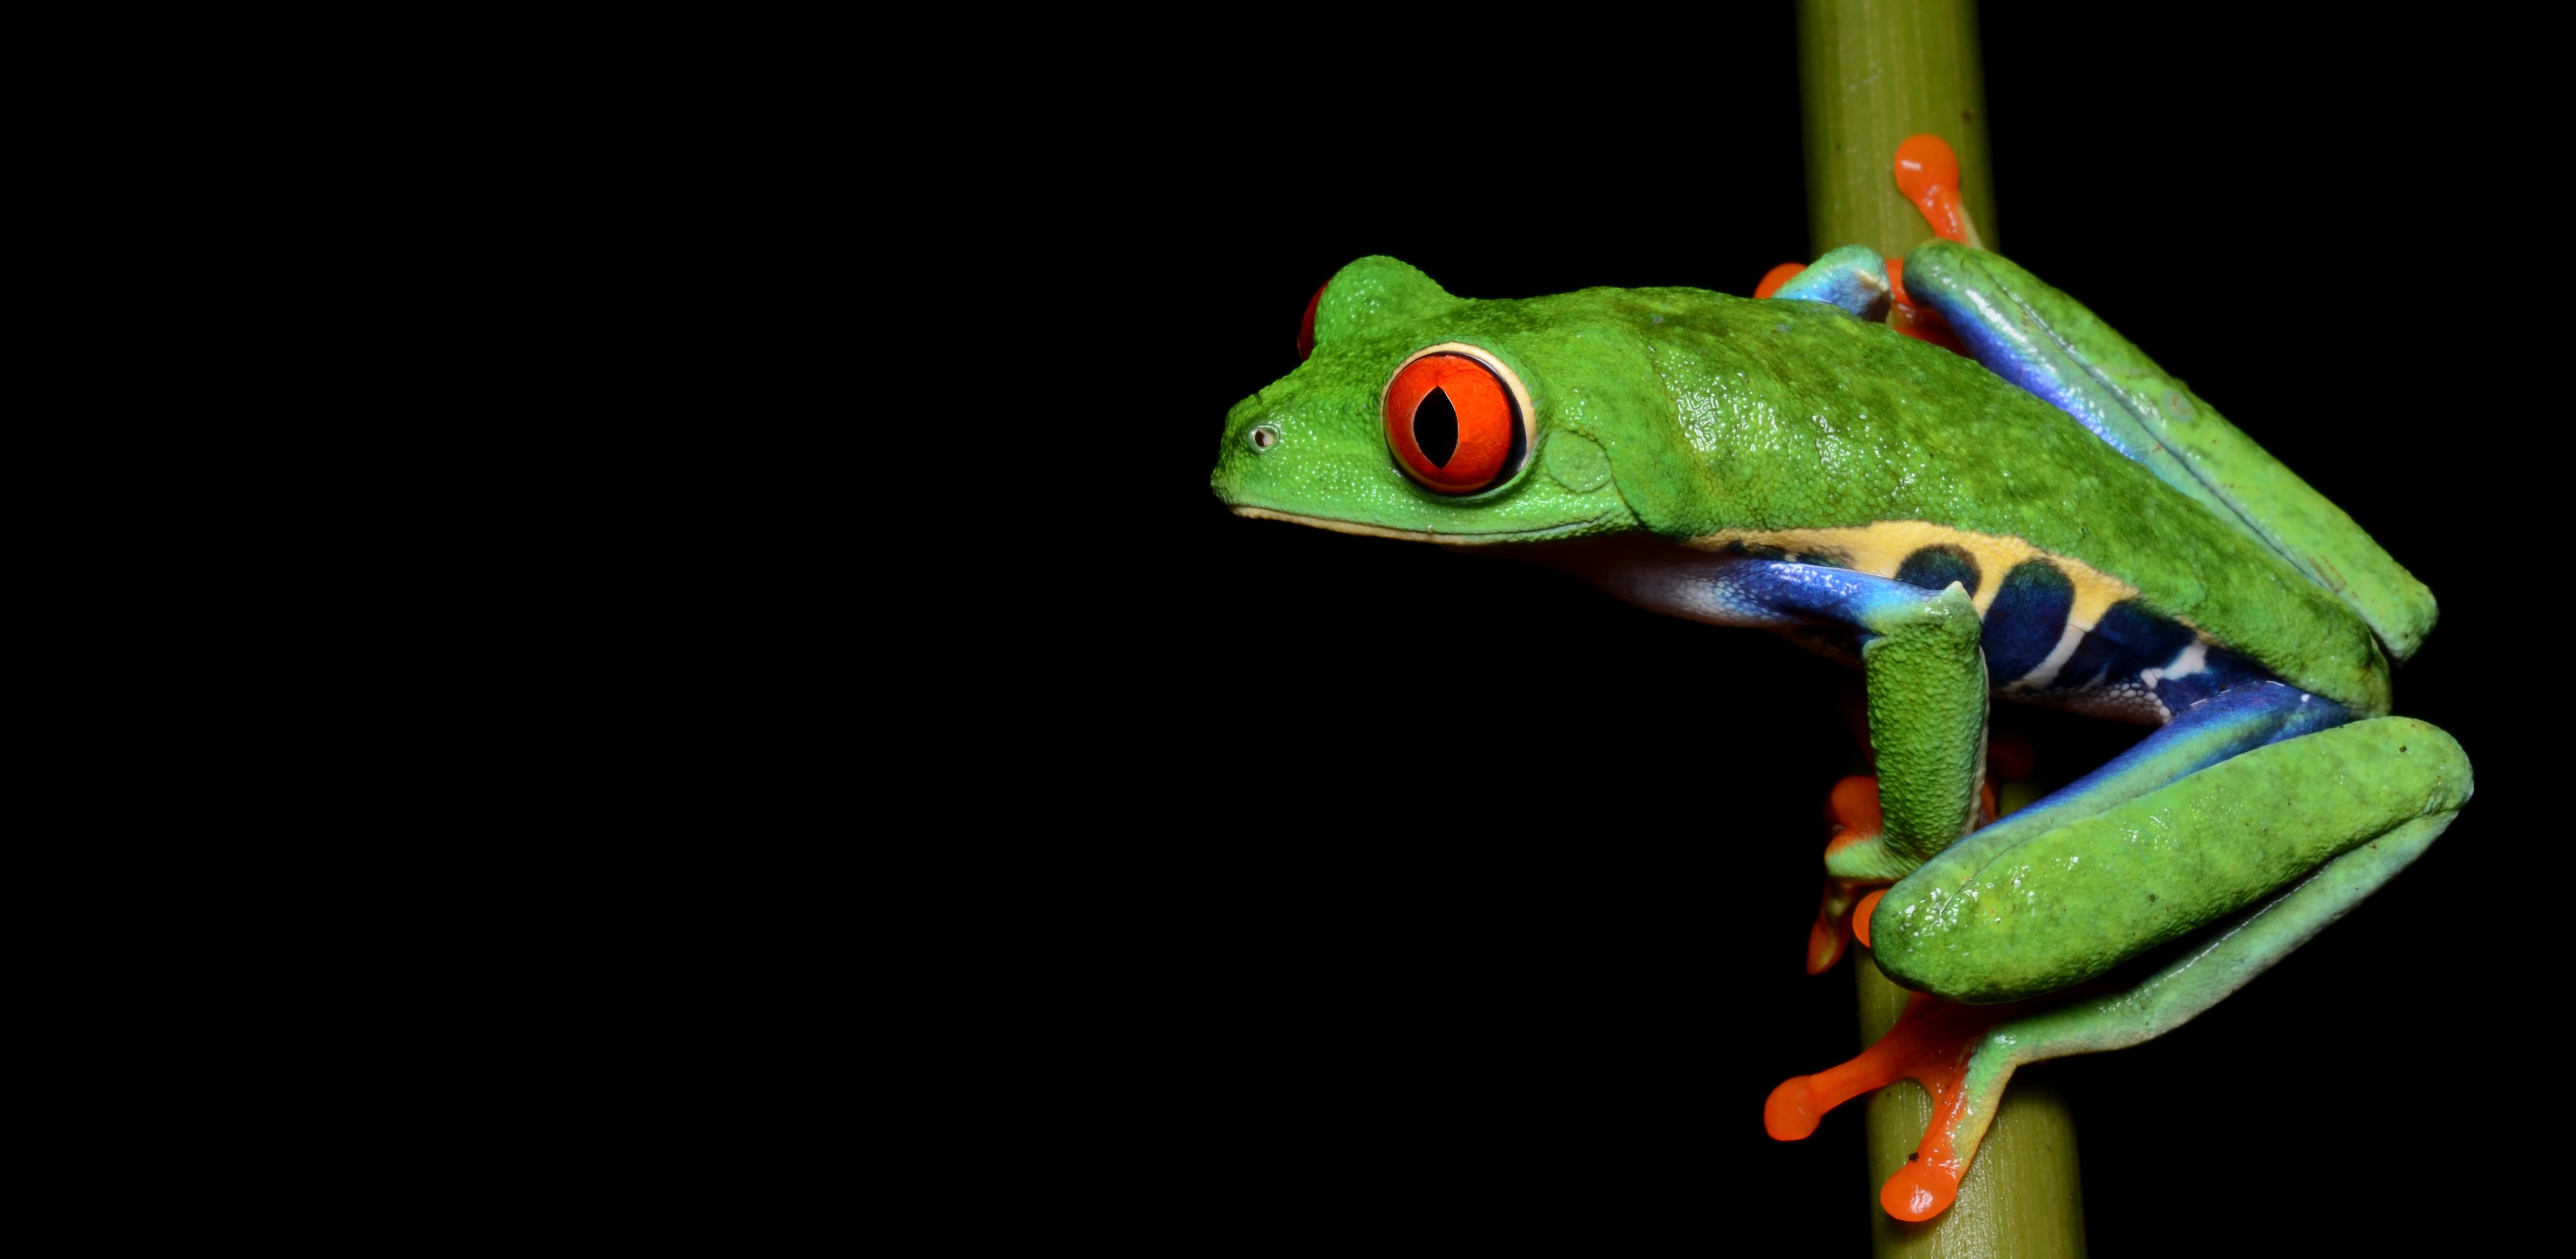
[1603,553,1992,881]
[1842,577,1987,881]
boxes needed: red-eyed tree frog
[1205,137,2472,1223]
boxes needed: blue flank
[1663,548,2346,875]
[1696,545,2291,725]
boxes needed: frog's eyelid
[1296,281,1328,360]
[1397,343,1535,424]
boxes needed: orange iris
[1383,353,1517,494]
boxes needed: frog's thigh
[1927,805,2459,1187]
[1840,680,2349,883]
[1899,241,2434,658]
[1875,716,2472,1005]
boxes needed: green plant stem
[1856,953,2085,1257]
[1798,0,1997,260]
[1799,2,2087,1254]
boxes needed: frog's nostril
[1248,424,1279,452]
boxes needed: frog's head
[1212,256,1644,543]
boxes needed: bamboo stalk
[1798,0,1997,260]
[1798,2,2087,1255]
[1855,955,2085,1257]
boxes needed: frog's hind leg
[1874,709,2470,1004]
[1822,679,2341,886]
[1780,706,2469,1221]
[1894,240,2435,659]
[1866,800,2458,1221]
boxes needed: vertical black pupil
[1414,387,1459,468]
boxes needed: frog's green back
[1213,259,2394,714]
[1581,291,2391,712]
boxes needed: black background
[1077,7,2538,1251]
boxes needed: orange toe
[1853,888,1888,949]
[1882,1159,1962,1222]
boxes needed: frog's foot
[1765,990,2041,1221]
[1763,136,1986,351]
[1885,257,1968,355]
[1880,135,1979,355]
[1894,134,1985,249]
[1820,771,2000,887]
[1808,776,1892,973]
[1760,249,1964,354]
[1807,876,1874,974]
[1811,756,2012,971]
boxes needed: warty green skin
[1213,258,2391,715]
[1875,717,2469,1001]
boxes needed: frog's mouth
[1229,506,1613,544]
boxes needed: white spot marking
[2141,640,2209,690]
[2007,621,2089,692]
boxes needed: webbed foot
[1764,990,2043,1221]
[1808,729,2025,971]
[1807,775,1888,974]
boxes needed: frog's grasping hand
[1212,136,2469,1223]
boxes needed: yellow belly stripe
[1687,521,2140,630]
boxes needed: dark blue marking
[2049,599,2196,693]
[1980,560,2073,680]
[2093,600,2197,662]
[1894,545,1981,597]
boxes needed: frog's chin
[1229,505,1602,544]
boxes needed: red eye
[1383,350,1525,494]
